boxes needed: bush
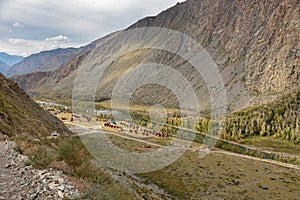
[13,144,24,154]
[58,138,90,170]
[29,146,52,168]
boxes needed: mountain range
[0,61,10,75]
[0,52,23,75]
[11,0,300,111]
[6,38,101,77]
[0,52,23,66]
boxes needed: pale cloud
[12,22,24,28]
[4,36,81,56]
[9,38,27,45]
[45,35,69,42]
[0,0,187,56]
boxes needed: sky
[0,0,185,57]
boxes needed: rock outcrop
[0,142,79,200]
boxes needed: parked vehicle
[51,131,59,137]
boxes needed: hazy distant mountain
[0,52,23,66]
[12,0,300,110]
[12,31,119,99]
[0,61,10,75]
[7,48,76,77]
[0,73,71,137]
[7,40,99,77]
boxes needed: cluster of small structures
[105,121,170,138]
[104,122,121,130]
[69,114,91,122]
[38,100,172,139]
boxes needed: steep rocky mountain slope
[0,61,10,75]
[0,73,71,138]
[129,0,299,95]
[0,52,23,67]
[12,0,300,110]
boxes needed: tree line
[218,91,300,143]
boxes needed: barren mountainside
[129,0,300,95]
[12,0,300,110]
[13,51,90,99]
[0,73,71,138]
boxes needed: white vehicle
[51,131,59,137]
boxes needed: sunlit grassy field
[79,133,300,199]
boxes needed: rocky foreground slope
[0,142,79,200]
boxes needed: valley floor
[74,128,300,199]
[26,100,300,199]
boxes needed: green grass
[137,150,300,200]
[243,136,300,155]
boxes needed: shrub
[57,138,90,170]
[29,146,52,168]
[13,144,24,154]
